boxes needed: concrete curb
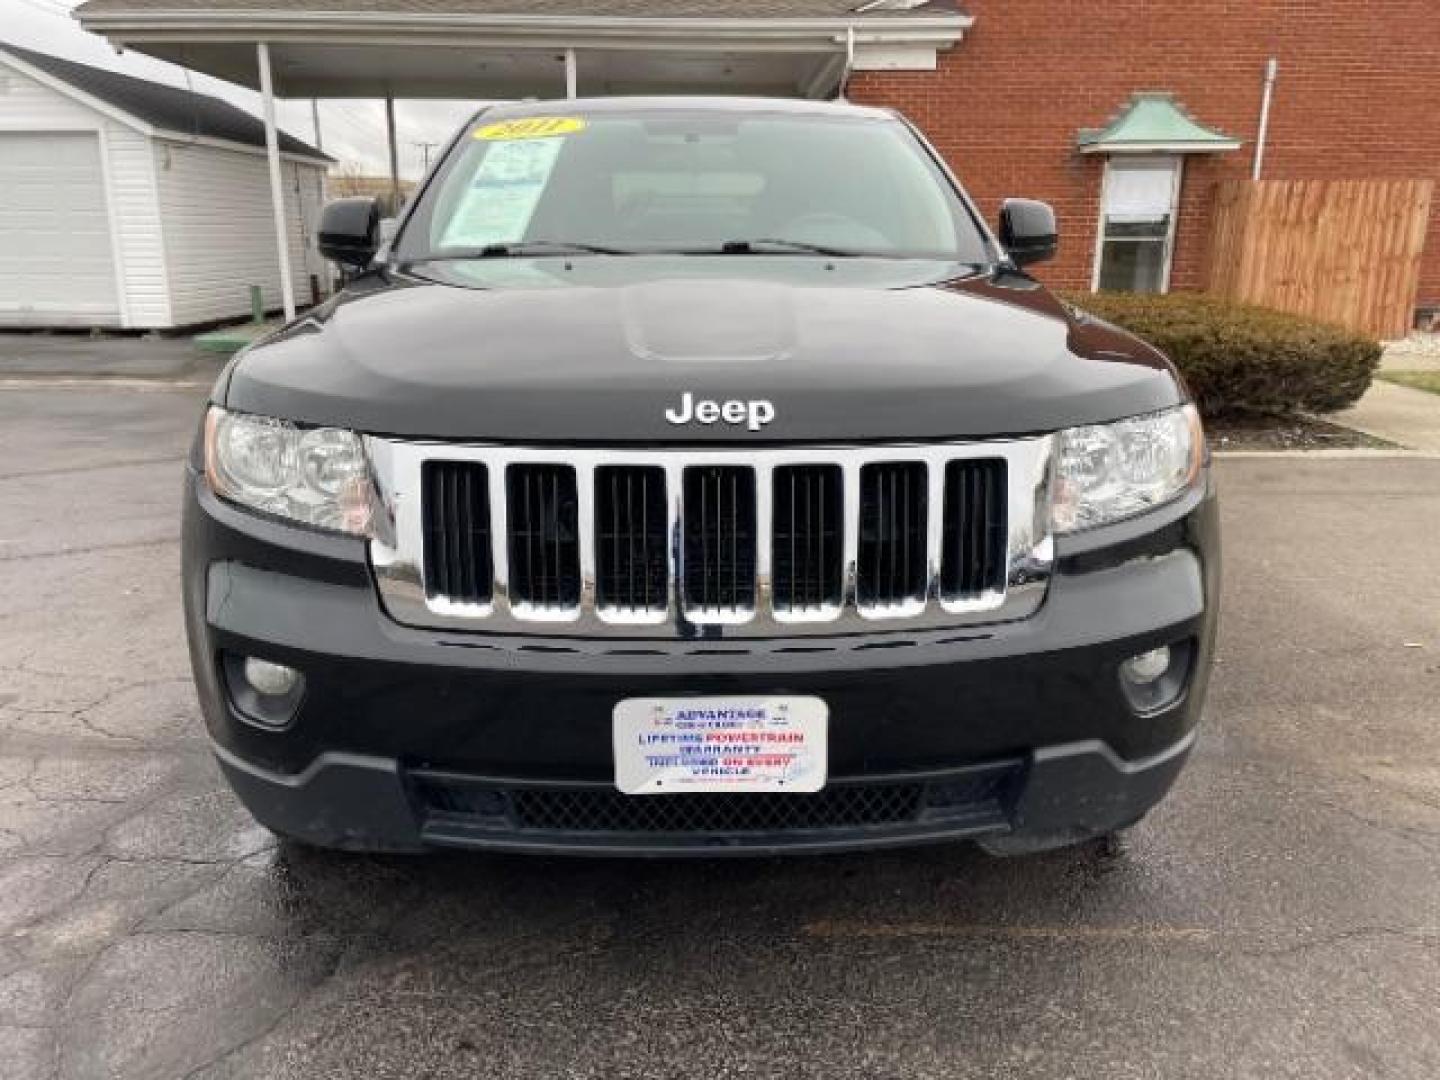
[1332,380,1440,454]
[0,377,211,391]
[1215,448,1440,460]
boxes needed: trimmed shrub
[1061,291,1381,417]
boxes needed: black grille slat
[857,462,928,607]
[507,464,581,608]
[773,465,842,613]
[596,466,668,613]
[942,459,1008,600]
[422,461,492,604]
[682,466,756,613]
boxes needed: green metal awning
[1078,92,1241,154]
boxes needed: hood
[221,261,1183,443]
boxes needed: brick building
[75,0,1440,324]
[848,0,1440,315]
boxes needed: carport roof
[70,0,970,320]
[74,0,971,99]
[0,42,331,161]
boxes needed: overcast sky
[6,0,479,178]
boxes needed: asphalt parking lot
[1,377,1437,1080]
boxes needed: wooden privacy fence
[1206,178,1433,339]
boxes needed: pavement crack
[0,455,186,482]
[1319,798,1440,855]
[1,675,196,744]
[130,926,268,940]
[177,933,351,1080]
[0,757,40,792]
[803,920,1219,944]
[1245,925,1440,959]
[0,536,177,564]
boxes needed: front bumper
[183,465,1220,855]
[213,730,1196,855]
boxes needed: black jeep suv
[183,97,1219,856]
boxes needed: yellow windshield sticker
[475,117,587,141]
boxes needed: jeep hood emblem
[665,392,775,432]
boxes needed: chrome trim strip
[367,438,1055,640]
[575,460,597,616]
[754,462,775,620]
[924,456,947,607]
[839,459,862,617]
[488,459,511,619]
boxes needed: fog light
[1121,646,1171,686]
[243,657,301,697]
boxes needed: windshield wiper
[715,238,863,257]
[419,240,634,261]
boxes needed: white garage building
[0,43,331,330]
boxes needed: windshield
[395,108,992,264]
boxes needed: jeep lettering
[666,392,776,431]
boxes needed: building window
[1093,157,1182,293]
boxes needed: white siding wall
[154,139,327,326]
[0,60,170,328]
[104,125,170,327]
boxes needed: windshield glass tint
[398,110,990,262]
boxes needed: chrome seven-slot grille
[367,438,1055,638]
[416,454,1007,624]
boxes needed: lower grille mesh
[411,764,1022,840]
[510,786,923,833]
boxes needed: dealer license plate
[612,696,828,795]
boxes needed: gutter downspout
[1252,57,1278,181]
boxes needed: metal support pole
[257,42,296,322]
[384,92,401,214]
[565,47,578,99]
[310,97,323,153]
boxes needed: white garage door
[0,132,119,326]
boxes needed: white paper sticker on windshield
[439,136,565,249]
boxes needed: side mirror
[998,198,1058,267]
[318,197,380,269]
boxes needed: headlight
[204,407,375,536]
[1051,404,1204,533]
